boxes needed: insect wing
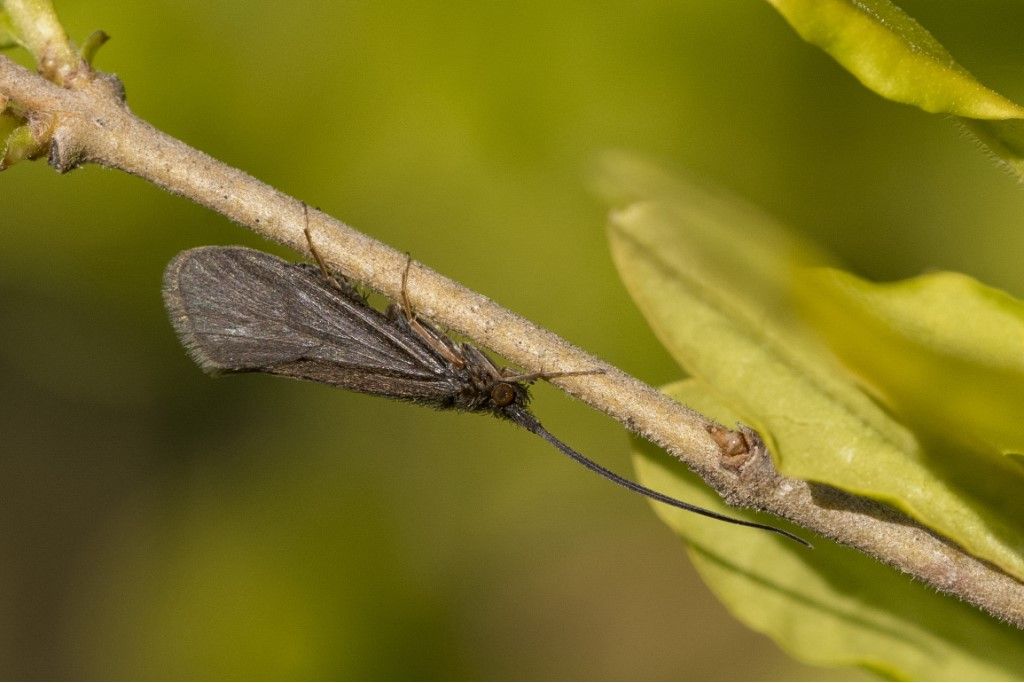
[163,246,448,382]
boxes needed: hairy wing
[163,246,448,382]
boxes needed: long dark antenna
[504,405,811,548]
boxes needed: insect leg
[398,254,466,367]
[301,202,344,291]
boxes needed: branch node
[707,422,760,472]
[46,122,84,172]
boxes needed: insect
[161,228,807,545]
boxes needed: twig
[1,17,1022,628]
[3,0,84,85]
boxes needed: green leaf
[635,379,1024,680]
[1,121,45,170]
[765,0,1024,119]
[766,0,1024,179]
[795,269,1024,539]
[596,152,1024,581]
[798,268,1024,462]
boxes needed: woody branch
[1,2,1021,628]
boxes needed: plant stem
[3,0,83,85]
[1,51,1022,629]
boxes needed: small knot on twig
[707,423,756,471]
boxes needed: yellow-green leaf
[1,121,45,170]
[798,268,1024,466]
[597,152,1024,581]
[767,1,1024,179]
[766,0,1024,119]
[635,379,1024,680]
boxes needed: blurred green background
[3,1,1023,679]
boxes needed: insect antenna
[503,405,811,547]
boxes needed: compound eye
[490,382,517,408]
